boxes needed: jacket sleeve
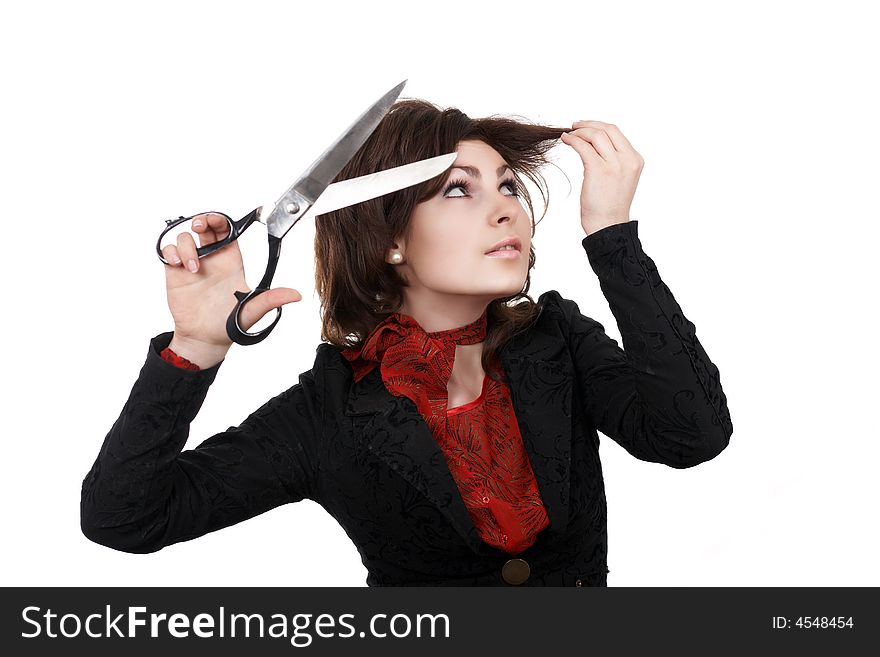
[80,331,322,553]
[560,220,733,468]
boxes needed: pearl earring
[390,252,403,264]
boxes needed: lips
[485,237,522,255]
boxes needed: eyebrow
[449,164,512,179]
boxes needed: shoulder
[535,290,578,322]
[310,342,355,388]
[494,291,588,361]
[529,290,608,348]
[534,290,597,332]
[261,343,351,415]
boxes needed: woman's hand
[161,211,302,365]
[559,120,644,236]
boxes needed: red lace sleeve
[159,346,201,371]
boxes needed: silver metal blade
[265,80,407,239]
[292,153,457,222]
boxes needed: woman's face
[391,140,533,314]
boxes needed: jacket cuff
[141,332,223,402]
[581,220,642,276]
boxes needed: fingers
[161,244,182,267]
[569,121,643,165]
[163,212,232,272]
[171,230,198,273]
[161,244,198,272]
[560,130,603,167]
[192,212,230,247]
[160,230,200,272]
[562,124,616,161]
[571,120,626,151]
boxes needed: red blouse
[159,312,550,554]
[341,311,550,554]
[158,346,200,371]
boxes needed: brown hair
[314,98,566,381]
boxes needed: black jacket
[81,220,733,586]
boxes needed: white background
[2,0,877,587]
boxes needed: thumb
[266,287,303,309]
[239,287,302,330]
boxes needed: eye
[442,177,520,198]
[442,178,471,197]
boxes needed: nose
[489,190,521,226]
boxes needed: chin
[445,274,529,299]
[485,279,528,300]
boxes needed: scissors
[156,79,456,346]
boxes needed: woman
[80,99,733,586]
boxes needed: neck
[396,294,489,388]
[397,294,491,334]
[448,342,485,388]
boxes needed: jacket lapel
[344,319,573,554]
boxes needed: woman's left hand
[559,120,644,236]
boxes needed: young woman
[81,99,733,586]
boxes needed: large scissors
[156,79,456,346]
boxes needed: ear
[384,238,406,264]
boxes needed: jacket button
[575,579,583,587]
[501,558,530,585]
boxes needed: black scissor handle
[155,208,262,265]
[225,234,284,346]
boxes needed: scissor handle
[155,208,262,265]
[225,234,284,346]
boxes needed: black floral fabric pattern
[341,309,551,555]
[81,220,732,586]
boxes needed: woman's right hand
[161,211,302,365]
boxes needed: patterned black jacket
[81,220,733,586]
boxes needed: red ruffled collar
[341,310,488,385]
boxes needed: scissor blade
[265,80,407,239]
[291,153,457,222]
[298,79,407,197]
